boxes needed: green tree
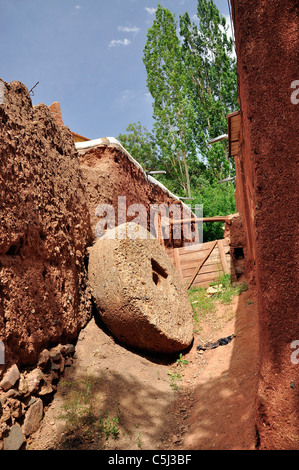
[143,5,198,198]
[119,1,238,241]
[195,181,236,241]
[179,0,238,180]
[117,122,159,172]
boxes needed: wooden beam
[170,216,230,225]
[187,240,217,290]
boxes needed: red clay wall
[233,121,256,280]
[231,0,299,449]
[0,81,92,367]
[79,145,195,248]
[48,101,64,126]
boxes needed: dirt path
[28,287,259,451]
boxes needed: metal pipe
[208,134,228,144]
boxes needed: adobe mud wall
[230,0,299,449]
[0,80,92,368]
[0,81,194,369]
[232,128,256,279]
[78,145,195,247]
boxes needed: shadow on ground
[29,287,260,451]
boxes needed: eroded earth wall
[230,0,299,449]
[0,80,93,367]
[79,145,195,247]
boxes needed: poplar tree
[179,0,238,180]
[143,0,238,193]
[117,122,159,172]
[143,5,196,198]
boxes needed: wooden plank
[178,246,218,259]
[179,244,219,256]
[191,273,221,283]
[218,239,230,275]
[180,245,220,257]
[170,216,229,226]
[180,258,222,273]
[181,261,223,276]
[180,255,220,268]
[176,241,215,254]
[182,263,223,276]
[182,258,233,281]
[185,271,222,285]
[228,110,241,158]
[177,238,229,255]
[179,254,220,268]
[173,248,183,279]
[187,240,217,290]
[188,267,223,280]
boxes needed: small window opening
[234,247,244,260]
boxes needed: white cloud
[116,89,152,108]
[108,38,131,48]
[121,89,135,102]
[118,26,140,34]
[144,92,152,103]
[73,5,82,14]
[145,7,157,15]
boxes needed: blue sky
[0,0,231,139]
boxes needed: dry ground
[28,285,259,451]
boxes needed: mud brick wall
[230,0,299,449]
[0,80,93,367]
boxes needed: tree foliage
[117,122,159,172]
[117,0,239,241]
[143,6,197,197]
[179,0,238,179]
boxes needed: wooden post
[173,248,183,280]
[217,239,230,275]
[153,210,165,248]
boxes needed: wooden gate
[166,239,236,289]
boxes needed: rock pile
[0,343,75,450]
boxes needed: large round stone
[88,223,194,354]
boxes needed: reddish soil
[231,0,299,449]
[28,286,259,451]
